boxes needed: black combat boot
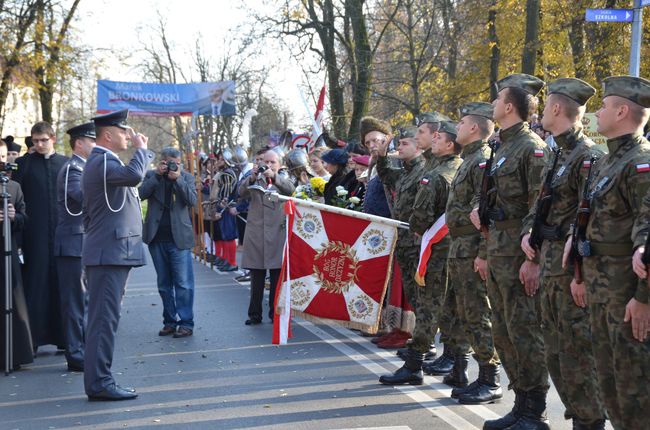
[458,363,503,404]
[397,344,436,361]
[483,389,526,430]
[572,418,606,430]
[422,344,454,375]
[505,390,550,430]
[442,353,469,387]
[379,349,424,385]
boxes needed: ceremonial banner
[275,198,399,338]
[97,80,236,117]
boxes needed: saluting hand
[128,128,148,149]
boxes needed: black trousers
[247,268,281,321]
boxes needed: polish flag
[414,214,448,286]
[308,84,327,152]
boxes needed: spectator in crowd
[0,138,33,371]
[201,155,217,260]
[322,149,356,205]
[139,147,198,338]
[209,150,239,272]
[239,149,295,325]
[348,154,370,206]
[54,122,96,372]
[4,136,22,163]
[13,122,68,352]
[309,148,330,180]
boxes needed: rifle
[478,141,496,238]
[569,156,596,284]
[528,148,562,250]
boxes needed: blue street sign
[585,9,634,22]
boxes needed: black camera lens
[167,161,179,172]
[258,164,268,173]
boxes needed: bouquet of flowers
[332,186,363,211]
[293,176,328,201]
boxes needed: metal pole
[2,176,13,375]
[630,0,643,77]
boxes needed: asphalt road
[0,255,612,430]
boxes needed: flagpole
[262,189,410,230]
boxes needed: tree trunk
[488,0,500,101]
[568,4,587,79]
[521,0,540,75]
[346,0,372,140]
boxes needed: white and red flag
[273,198,400,344]
[414,214,448,286]
[307,84,326,152]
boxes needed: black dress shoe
[235,274,251,282]
[67,362,84,372]
[117,385,136,393]
[245,318,262,325]
[88,384,138,401]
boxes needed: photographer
[0,139,33,371]
[239,149,294,325]
[139,147,197,338]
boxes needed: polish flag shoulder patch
[533,149,545,157]
[420,177,430,185]
[582,160,591,169]
[636,163,650,173]
[478,161,487,169]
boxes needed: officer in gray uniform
[54,122,96,372]
[82,109,148,401]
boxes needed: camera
[0,162,17,172]
[166,160,179,172]
[258,164,268,174]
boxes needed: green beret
[459,102,494,120]
[497,73,545,96]
[398,125,418,139]
[359,116,392,143]
[602,76,650,108]
[438,120,458,136]
[416,111,451,126]
[547,77,596,106]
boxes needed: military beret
[547,78,596,106]
[459,102,494,120]
[321,148,349,166]
[602,75,650,108]
[92,109,129,129]
[398,125,418,139]
[66,122,96,139]
[416,111,451,126]
[359,116,392,144]
[497,73,545,96]
[438,120,458,136]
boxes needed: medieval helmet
[285,148,315,176]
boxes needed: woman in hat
[321,148,357,206]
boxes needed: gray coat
[81,147,148,267]
[54,154,85,257]
[239,175,294,270]
[139,169,197,249]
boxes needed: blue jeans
[148,241,195,329]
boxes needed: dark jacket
[139,169,198,250]
[323,168,357,205]
[55,154,85,257]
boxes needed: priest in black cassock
[0,139,34,370]
[14,122,68,351]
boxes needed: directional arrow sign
[585,9,634,22]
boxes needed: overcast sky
[74,0,318,127]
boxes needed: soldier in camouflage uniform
[376,126,426,385]
[445,102,502,405]
[470,74,550,430]
[520,78,606,430]
[405,121,464,386]
[569,76,650,430]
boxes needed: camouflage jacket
[410,153,462,270]
[487,122,549,257]
[588,133,650,304]
[522,126,603,277]
[447,140,490,259]
[377,154,425,247]
[422,148,438,171]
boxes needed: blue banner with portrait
[96,80,236,117]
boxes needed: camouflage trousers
[486,255,549,392]
[539,274,604,424]
[583,256,650,430]
[396,246,420,318]
[449,257,499,365]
